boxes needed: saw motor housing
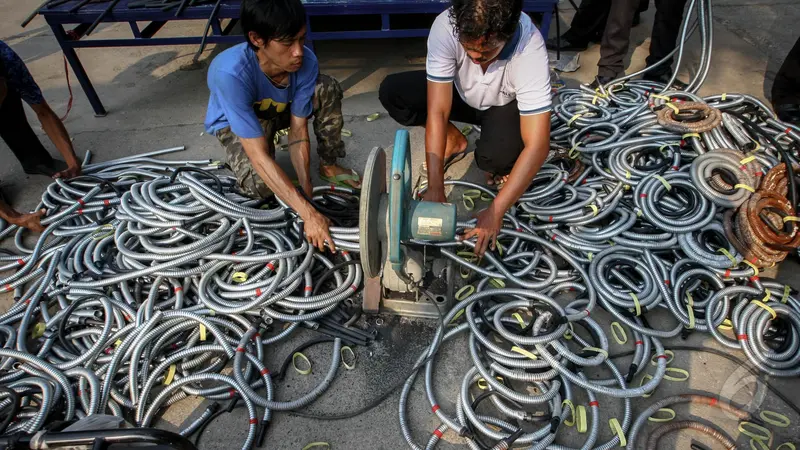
[359,130,458,317]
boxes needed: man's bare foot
[423,123,469,171]
[485,173,509,189]
[320,164,362,189]
[445,122,469,160]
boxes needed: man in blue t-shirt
[205,0,360,251]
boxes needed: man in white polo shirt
[379,0,552,256]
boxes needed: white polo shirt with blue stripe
[426,9,552,116]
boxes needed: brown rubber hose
[724,191,800,267]
[761,163,800,198]
[645,420,737,450]
[656,101,723,133]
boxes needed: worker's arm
[423,80,454,203]
[0,199,45,232]
[460,112,551,256]
[287,114,313,197]
[29,100,81,179]
[239,135,334,252]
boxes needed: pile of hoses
[0,148,368,448]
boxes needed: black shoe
[588,75,618,90]
[23,159,67,177]
[546,35,589,52]
[776,104,800,126]
[642,72,688,90]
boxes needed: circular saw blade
[359,146,386,279]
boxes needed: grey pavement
[1,0,799,449]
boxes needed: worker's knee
[315,73,344,104]
[379,73,423,126]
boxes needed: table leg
[49,21,108,117]
[540,8,554,40]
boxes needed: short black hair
[241,0,306,50]
[449,0,522,43]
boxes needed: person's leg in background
[473,101,524,187]
[643,0,688,84]
[595,0,640,82]
[548,0,611,51]
[771,36,800,125]
[634,0,649,26]
[379,70,479,164]
[311,73,361,188]
[0,85,55,173]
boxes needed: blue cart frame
[38,0,558,116]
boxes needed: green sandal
[319,169,361,189]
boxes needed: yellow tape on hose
[341,346,357,370]
[743,260,760,276]
[751,300,777,320]
[562,400,576,426]
[718,318,733,331]
[164,364,176,385]
[682,133,701,139]
[651,350,674,366]
[776,443,797,450]
[663,367,690,382]
[512,312,526,328]
[740,155,757,165]
[739,422,771,442]
[455,285,475,301]
[567,113,584,127]
[759,410,791,428]
[564,322,574,340]
[569,142,583,159]
[651,94,671,101]
[665,103,680,114]
[717,248,737,266]
[462,189,482,211]
[588,204,599,216]
[576,405,588,433]
[609,418,627,446]
[610,322,628,345]
[686,293,695,329]
[31,323,46,339]
[232,272,248,283]
[511,346,538,360]
[199,324,207,341]
[648,408,676,423]
[721,93,728,101]
[489,279,506,289]
[784,216,800,223]
[782,285,792,304]
[449,309,465,325]
[751,439,770,450]
[629,292,641,316]
[583,347,608,358]
[639,373,654,398]
[735,183,756,193]
[91,224,115,240]
[302,443,330,450]
[653,175,672,191]
[292,352,312,375]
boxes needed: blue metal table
[38,0,559,116]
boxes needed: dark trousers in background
[597,0,642,78]
[563,0,649,45]
[772,36,800,107]
[645,0,689,76]
[378,71,524,176]
[0,89,53,171]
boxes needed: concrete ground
[1,0,799,448]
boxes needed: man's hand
[53,164,81,180]
[459,206,504,257]
[10,209,46,233]
[303,210,335,252]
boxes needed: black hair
[241,0,307,50]
[449,0,522,43]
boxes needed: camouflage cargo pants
[215,73,346,199]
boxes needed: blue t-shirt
[204,42,318,138]
[0,39,44,105]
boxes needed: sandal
[319,169,361,189]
